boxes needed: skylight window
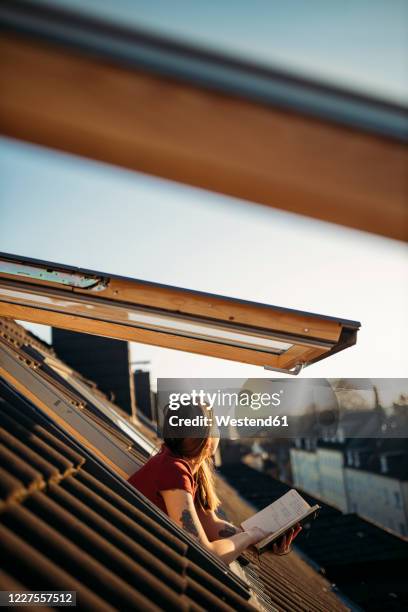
[0,253,360,374]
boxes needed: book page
[241,489,311,534]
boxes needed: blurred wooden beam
[0,29,407,241]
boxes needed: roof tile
[0,522,115,611]
[0,444,45,494]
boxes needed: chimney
[133,369,153,421]
[51,328,134,416]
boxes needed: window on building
[380,455,388,474]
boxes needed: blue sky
[1,2,407,383]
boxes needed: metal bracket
[0,258,109,291]
[263,363,305,375]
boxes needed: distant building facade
[290,439,321,498]
[291,438,408,537]
[345,451,408,537]
[316,447,348,512]
[290,441,348,511]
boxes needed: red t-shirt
[127,445,196,515]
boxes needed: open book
[241,489,320,553]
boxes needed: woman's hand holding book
[272,523,302,555]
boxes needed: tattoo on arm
[215,507,228,520]
[180,509,199,537]
[218,526,237,538]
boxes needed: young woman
[128,400,301,565]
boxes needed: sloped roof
[0,317,348,611]
[0,318,156,476]
[220,462,408,611]
[0,379,256,611]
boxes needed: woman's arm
[160,489,266,565]
[196,506,243,541]
[196,506,302,554]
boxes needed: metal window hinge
[263,363,305,375]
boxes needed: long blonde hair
[162,401,220,512]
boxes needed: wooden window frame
[0,253,360,373]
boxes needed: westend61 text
[167,414,289,427]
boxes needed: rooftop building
[0,317,347,611]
